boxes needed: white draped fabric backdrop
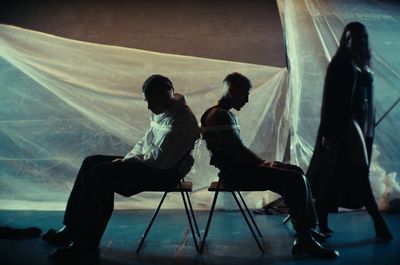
[0,0,399,211]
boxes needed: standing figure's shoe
[292,233,339,259]
[373,216,393,242]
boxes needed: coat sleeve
[319,59,355,140]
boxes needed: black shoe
[0,226,42,239]
[48,243,99,264]
[310,229,329,243]
[292,234,339,259]
[374,219,393,242]
[376,229,393,242]
[42,228,71,247]
[371,212,393,242]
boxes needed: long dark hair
[337,22,371,67]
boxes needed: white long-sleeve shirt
[123,93,199,171]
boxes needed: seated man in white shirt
[43,74,199,262]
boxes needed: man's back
[125,93,199,171]
[201,105,262,172]
[201,106,240,170]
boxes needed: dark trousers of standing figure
[315,166,391,237]
[63,155,180,247]
[220,163,317,233]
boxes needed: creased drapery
[0,24,289,210]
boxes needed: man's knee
[290,172,308,191]
[292,165,305,175]
[80,164,113,195]
[82,155,103,168]
[89,162,104,177]
[91,162,117,183]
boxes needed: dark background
[0,0,285,67]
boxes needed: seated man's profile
[201,72,339,259]
[42,74,199,262]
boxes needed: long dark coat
[306,50,375,209]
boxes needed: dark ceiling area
[0,0,285,67]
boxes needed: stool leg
[181,191,200,252]
[200,191,219,253]
[185,191,201,238]
[136,192,168,253]
[237,192,263,238]
[231,192,264,253]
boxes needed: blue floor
[0,209,399,265]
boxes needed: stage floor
[0,209,399,265]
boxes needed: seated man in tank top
[200,72,339,259]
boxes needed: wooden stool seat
[145,181,192,192]
[208,181,266,192]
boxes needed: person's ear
[167,89,174,98]
[227,87,233,98]
[345,31,352,49]
[227,85,237,98]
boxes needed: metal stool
[136,179,201,253]
[200,181,264,254]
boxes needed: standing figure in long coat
[306,22,392,241]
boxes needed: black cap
[142,74,173,96]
